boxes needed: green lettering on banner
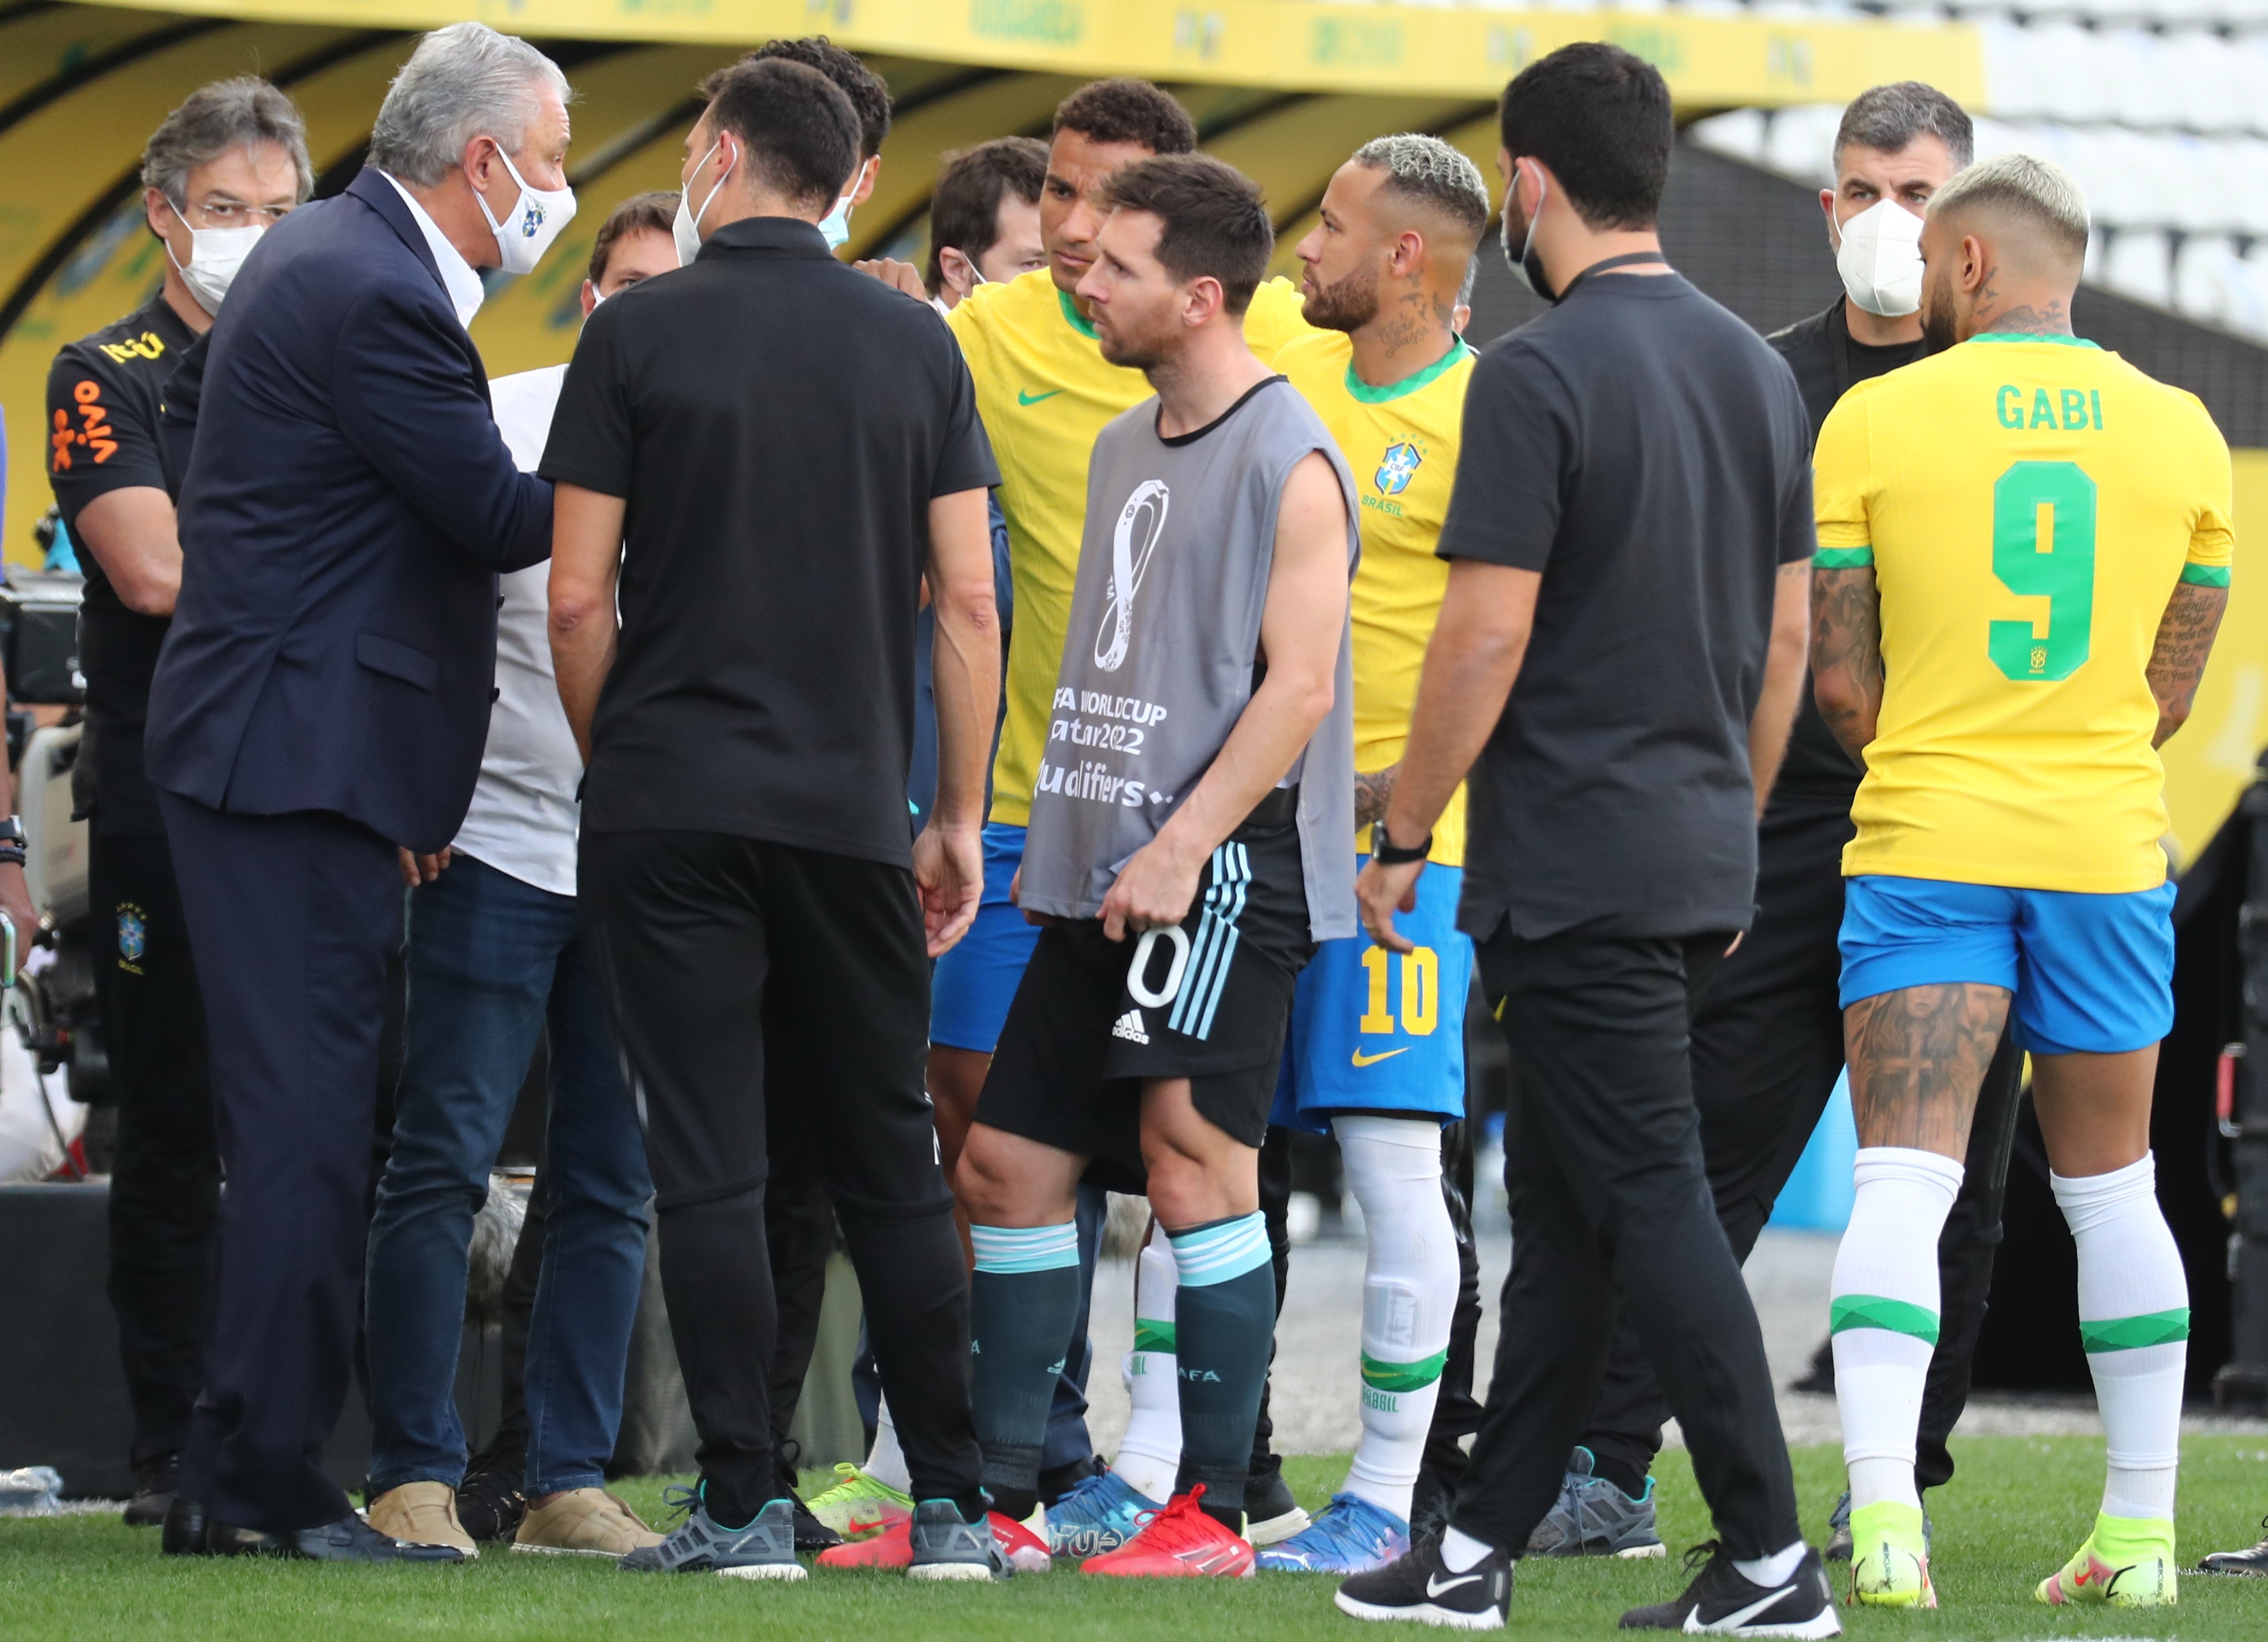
[1828,1294,1940,1345]
[1309,14,1403,68]
[970,0,1085,47]
[2080,1307,2190,1353]
[1988,459,2096,682]
[1996,385,2023,428]
[1603,22,1687,72]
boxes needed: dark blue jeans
[365,853,651,1496]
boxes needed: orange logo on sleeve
[51,378,118,472]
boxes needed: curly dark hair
[1052,78,1195,157]
[748,36,890,158]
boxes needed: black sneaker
[1618,1543,1839,1636]
[1245,1464,1311,1546]
[455,1454,529,1543]
[123,1453,182,1528]
[1335,1533,1511,1630]
[1037,1451,1104,1507]
[789,1491,842,1553]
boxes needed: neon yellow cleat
[804,1463,915,1541]
[2036,1513,2177,1608]
[1848,1500,1937,1608]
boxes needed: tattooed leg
[1844,983,2012,1161]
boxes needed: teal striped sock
[1168,1213,1274,1523]
[968,1220,1082,1513]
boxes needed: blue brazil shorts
[1270,858,1474,1136]
[929,822,1040,1053]
[1838,873,2177,1058]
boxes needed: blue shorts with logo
[930,822,1039,1053]
[1838,873,2177,1058]
[1270,859,1473,1136]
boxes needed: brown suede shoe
[366,1481,478,1557]
[512,1487,665,1558]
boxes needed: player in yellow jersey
[1230,135,1491,1577]
[1811,155,2231,1612]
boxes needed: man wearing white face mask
[43,75,311,1536]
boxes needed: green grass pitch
[6,1439,2268,1638]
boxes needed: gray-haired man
[44,76,312,1533]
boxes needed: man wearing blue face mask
[141,22,566,1561]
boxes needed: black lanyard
[1558,250,1674,300]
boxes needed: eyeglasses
[174,196,294,230]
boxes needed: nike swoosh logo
[1713,1587,1801,1630]
[1351,1047,1410,1068]
[1018,388,1064,405]
[1425,1571,1481,1597]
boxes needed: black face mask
[1501,168,1555,303]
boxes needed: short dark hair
[1835,81,1974,172]
[588,189,679,284]
[926,137,1048,292]
[1053,79,1196,157]
[748,36,891,159]
[1497,43,1671,232]
[1099,153,1271,315]
[695,57,861,207]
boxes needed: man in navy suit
[144,22,573,1561]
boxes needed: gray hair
[141,76,313,204]
[1928,152,2090,259]
[368,22,569,186]
[1835,81,1974,172]
[1352,133,1490,242]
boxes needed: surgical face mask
[165,201,264,315]
[1834,197,1925,318]
[1501,166,1556,304]
[818,189,854,251]
[674,137,736,266]
[477,144,577,276]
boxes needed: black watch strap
[0,816,24,867]
[1370,820,1431,866]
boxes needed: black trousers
[1577,800,2026,1494]
[1453,923,1799,1561]
[160,793,403,1532]
[94,825,219,1470]
[580,832,981,1521]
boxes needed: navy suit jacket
[146,168,552,853]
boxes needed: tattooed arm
[1353,763,1398,832]
[2146,580,2229,747]
[1810,563,1885,764]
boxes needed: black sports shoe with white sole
[1335,1533,1511,1630]
[1618,1543,1839,1636]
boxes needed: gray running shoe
[2200,1517,2268,1574]
[906,1499,1011,1582]
[1524,1448,1664,1559]
[1823,1491,1929,1564]
[617,1487,804,1579]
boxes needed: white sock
[1733,1539,1808,1588]
[864,1394,911,1492]
[1441,1524,1496,1572]
[1110,1218,1183,1504]
[1830,1146,1964,1513]
[1336,1116,1457,1526]
[2053,1153,2187,1522]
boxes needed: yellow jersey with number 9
[946,269,1316,828]
[1276,329,1472,869]
[1812,333,2234,894]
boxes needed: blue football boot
[1254,1492,1411,1574]
[1043,1467,1161,1558]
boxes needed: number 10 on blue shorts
[1271,859,1475,1137]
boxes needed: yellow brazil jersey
[946,269,1315,827]
[1813,333,2234,894]
[1276,329,1472,869]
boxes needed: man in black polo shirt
[543,57,1005,1583]
[1336,47,1833,1637]
[43,77,311,1531]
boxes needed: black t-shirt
[1439,266,1815,942]
[541,216,999,868]
[1765,299,1927,805]
[45,295,199,835]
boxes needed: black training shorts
[977,789,1317,1194]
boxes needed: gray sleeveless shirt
[1017,376,1361,940]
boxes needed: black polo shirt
[45,294,201,836]
[1438,267,1814,942]
[541,215,998,869]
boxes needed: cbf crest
[117,902,147,966]
[1376,440,1423,496]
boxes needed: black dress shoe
[125,1453,183,1528]
[160,1494,211,1557]
[208,1512,466,1562]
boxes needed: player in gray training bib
[1016,374,1361,938]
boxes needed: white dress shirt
[381,171,486,329]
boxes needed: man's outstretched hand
[852,258,930,301]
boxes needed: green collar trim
[1342,339,1476,404]
[1058,288,1099,340]
[1968,332,2098,348]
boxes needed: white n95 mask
[674,137,737,266]
[166,202,264,315]
[1835,198,1925,318]
[479,145,577,276]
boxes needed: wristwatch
[1369,820,1431,866]
[0,817,25,870]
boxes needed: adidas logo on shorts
[1112,1009,1150,1045]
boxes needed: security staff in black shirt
[41,78,310,1530]
[1545,82,2029,1561]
